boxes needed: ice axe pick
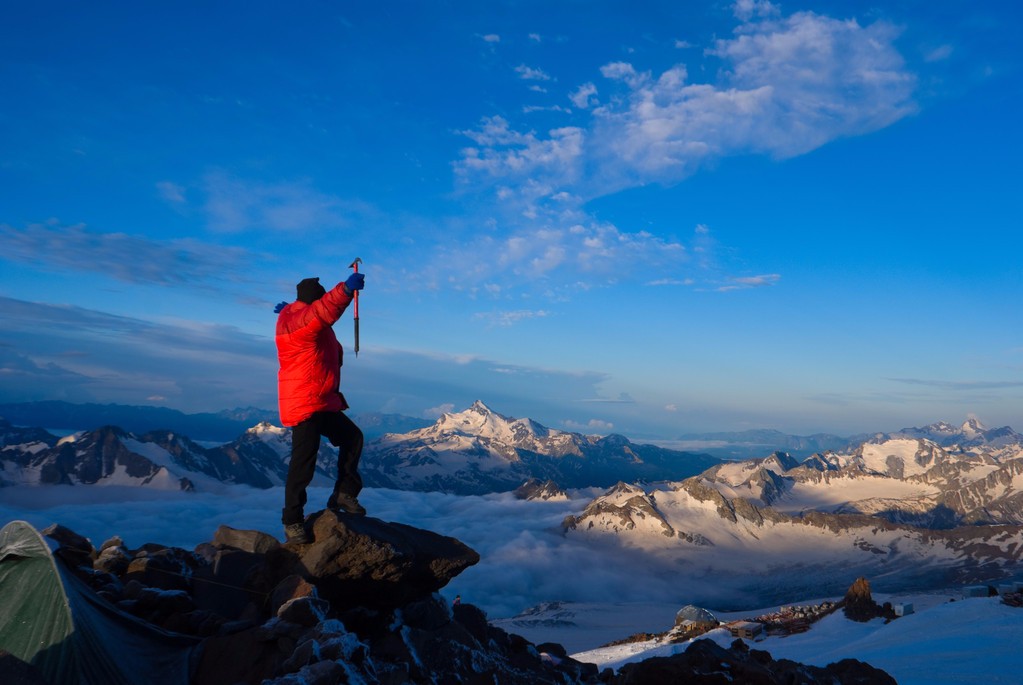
[349,258,361,356]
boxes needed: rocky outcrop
[268,509,481,610]
[611,638,898,685]
[841,576,891,623]
[44,512,597,684]
[40,512,899,685]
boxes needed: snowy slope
[572,595,1021,685]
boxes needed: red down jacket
[275,282,354,427]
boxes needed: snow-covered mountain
[359,400,721,495]
[562,428,1023,601]
[0,419,337,491]
[882,418,1022,448]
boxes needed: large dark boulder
[612,638,897,685]
[269,510,480,609]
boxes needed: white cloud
[732,0,780,22]
[569,82,598,109]
[717,273,781,291]
[457,6,916,199]
[924,44,954,62]
[665,404,678,412]
[480,33,500,43]
[434,220,689,294]
[528,33,542,42]
[516,64,552,81]
[422,403,455,419]
[562,418,614,433]
[674,39,693,49]
[472,309,551,327]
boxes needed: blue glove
[274,301,288,313]
[345,273,365,292]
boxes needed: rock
[213,524,281,555]
[515,478,568,500]
[843,577,883,622]
[277,596,330,627]
[612,638,897,685]
[99,535,125,552]
[94,545,131,575]
[192,625,288,685]
[41,523,95,555]
[272,510,480,609]
[125,548,192,591]
[191,547,268,620]
[265,660,346,685]
[270,575,316,617]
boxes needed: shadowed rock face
[612,638,898,685]
[269,510,481,610]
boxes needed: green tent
[0,520,200,685]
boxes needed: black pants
[282,410,364,525]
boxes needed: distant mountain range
[0,401,720,494]
[0,420,338,490]
[0,400,430,442]
[671,428,855,459]
[563,418,1023,601]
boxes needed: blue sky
[1,0,1020,439]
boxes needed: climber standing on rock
[275,270,366,545]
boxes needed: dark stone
[213,524,281,555]
[277,596,330,627]
[192,625,286,685]
[452,602,491,644]
[125,548,193,591]
[400,594,451,631]
[271,510,479,610]
[270,574,316,617]
[42,523,95,565]
[94,545,131,575]
[843,577,883,622]
[611,638,897,685]
[191,547,267,620]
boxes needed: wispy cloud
[0,296,278,410]
[515,64,552,81]
[924,44,954,62]
[472,309,551,327]
[717,273,781,291]
[480,33,500,43]
[456,5,916,202]
[0,221,251,286]
[887,378,1023,391]
[422,403,455,419]
[201,172,363,233]
[562,418,614,433]
[428,220,690,295]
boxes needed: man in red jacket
[276,272,366,544]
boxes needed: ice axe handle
[349,258,361,356]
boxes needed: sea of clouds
[0,484,707,619]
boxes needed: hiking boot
[328,495,366,516]
[284,522,310,544]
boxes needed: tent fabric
[0,520,201,685]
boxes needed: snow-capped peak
[961,417,987,437]
[248,421,288,437]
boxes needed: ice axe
[349,257,361,356]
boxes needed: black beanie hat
[296,277,326,304]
